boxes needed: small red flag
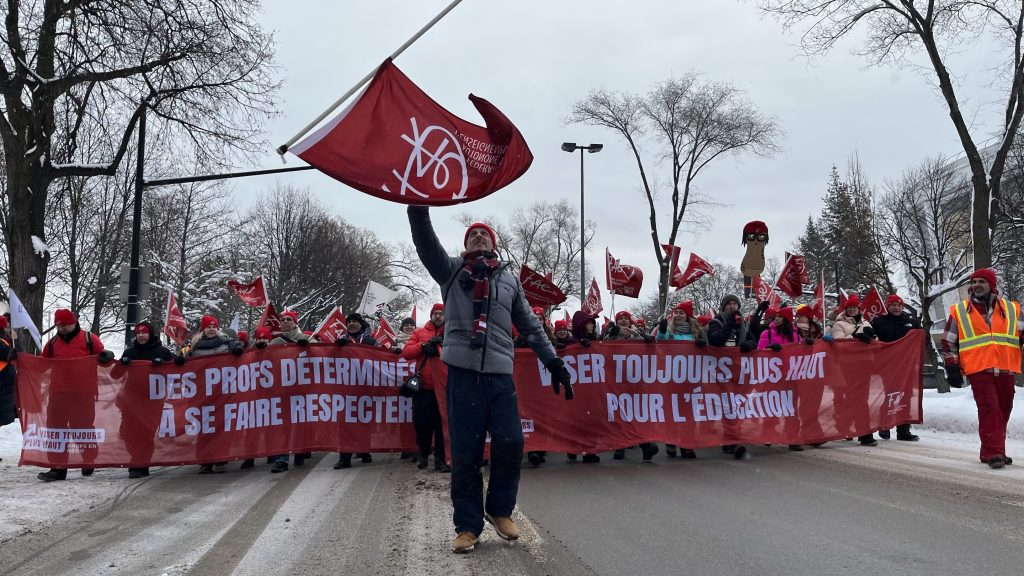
[678,253,715,289]
[411,306,417,325]
[775,253,808,298]
[226,276,269,308]
[520,265,567,308]
[292,59,533,206]
[163,292,189,345]
[374,316,397,348]
[753,276,782,308]
[811,272,825,324]
[258,303,282,335]
[661,244,686,289]
[582,278,603,316]
[606,248,644,298]
[314,306,348,342]
[861,286,886,321]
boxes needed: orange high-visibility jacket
[949,297,1022,375]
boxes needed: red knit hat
[532,306,544,316]
[886,294,904,306]
[0,316,8,329]
[431,303,444,314]
[970,268,998,293]
[134,323,152,335]
[765,307,779,320]
[778,307,794,322]
[554,320,568,331]
[844,293,861,308]
[634,318,647,328]
[280,310,298,322]
[200,315,219,330]
[237,330,249,345]
[464,222,497,249]
[54,308,76,326]
[615,310,632,322]
[254,327,272,340]
[674,300,694,318]
[796,305,816,319]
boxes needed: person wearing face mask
[830,294,879,446]
[871,294,922,442]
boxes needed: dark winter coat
[188,333,235,357]
[121,323,175,362]
[871,312,921,343]
[347,327,379,346]
[409,206,557,374]
[0,336,16,426]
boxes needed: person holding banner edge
[408,206,573,554]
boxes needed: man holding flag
[409,206,573,553]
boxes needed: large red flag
[374,317,396,349]
[861,286,886,321]
[661,244,685,289]
[753,276,782,308]
[163,292,189,346]
[292,59,533,206]
[775,253,808,298]
[226,276,269,307]
[678,253,715,289]
[258,303,282,335]
[606,248,644,297]
[314,306,348,343]
[520,265,567,308]
[582,278,603,316]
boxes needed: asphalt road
[1,438,1021,576]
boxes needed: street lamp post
[561,142,603,305]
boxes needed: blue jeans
[446,364,523,536]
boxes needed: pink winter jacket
[757,324,800,349]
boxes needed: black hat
[720,294,741,310]
[401,317,416,328]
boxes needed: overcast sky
[251,0,1004,308]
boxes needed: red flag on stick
[411,306,417,325]
[258,303,282,335]
[374,317,397,348]
[520,265,567,308]
[292,59,533,206]
[775,253,808,298]
[811,272,825,324]
[861,286,886,321]
[753,276,782,309]
[314,306,348,343]
[163,292,189,346]
[678,253,715,289]
[606,248,644,297]
[661,244,685,289]
[582,278,603,316]
[227,276,269,307]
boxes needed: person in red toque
[871,294,923,441]
[941,268,1022,469]
[37,309,113,482]
[400,303,450,472]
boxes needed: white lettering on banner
[684,388,795,422]
[885,391,907,416]
[738,356,784,385]
[184,406,216,435]
[22,424,106,453]
[606,393,665,422]
[149,372,198,400]
[223,398,284,431]
[610,354,734,385]
[204,361,275,397]
[289,393,412,424]
[279,356,414,388]
[784,352,827,381]
[382,117,469,199]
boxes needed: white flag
[356,280,400,316]
[7,289,43,350]
[229,314,240,332]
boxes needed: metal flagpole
[276,0,466,156]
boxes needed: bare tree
[757,0,1024,269]
[569,76,780,312]
[0,0,278,328]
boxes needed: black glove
[421,341,440,357]
[658,318,668,333]
[739,341,755,353]
[173,355,186,366]
[391,346,402,354]
[5,349,15,361]
[555,342,566,349]
[732,313,744,328]
[335,337,349,346]
[579,338,591,348]
[642,334,654,343]
[804,337,815,345]
[854,332,873,344]
[545,358,574,400]
[769,343,782,352]
[295,338,308,347]
[945,365,965,388]
[861,326,875,339]
[97,350,114,364]
[151,357,164,366]
[119,356,132,366]
[757,300,770,313]
[428,336,443,346]
[695,338,707,348]
[231,342,244,356]
[255,341,268,349]
[607,325,620,337]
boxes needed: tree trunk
[972,178,993,268]
[5,152,51,348]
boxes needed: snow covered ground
[1,387,1022,545]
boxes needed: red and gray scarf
[458,250,501,350]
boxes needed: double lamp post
[561,142,603,304]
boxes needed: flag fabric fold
[7,289,43,350]
[581,278,603,316]
[677,253,715,289]
[227,276,269,308]
[314,306,348,343]
[163,291,189,346]
[520,265,566,308]
[606,248,643,297]
[775,253,808,298]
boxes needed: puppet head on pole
[740,220,769,298]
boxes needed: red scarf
[459,250,500,350]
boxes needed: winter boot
[485,514,520,540]
[333,454,352,469]
[679,448,697,459]
[435,458,451,473]
[878,429,891,440]
[988,456,1007,469]
[665,444,678,458]
[81,468,94,477]
[37,469,67,482]
[527,451,543,467]
[293,454,305,467]
[733,445,748,459]
[417,453,429,470]
[567,453,578,461]
[788,445,804,451]
[641,443,660,461]
[582,454,601,463]
[240,459,255,469]
[896,424,919,441]
[359,453,373,464]
[721,444,736,454]
[451,532,478,554]
[128,468,150,479]
[212,462,228,473]
[198,464,214,474]
[271,460,289,473]
[858,434,878,447]
[613,449,626,460]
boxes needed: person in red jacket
[400,303,450,472]
[38,308,113,482]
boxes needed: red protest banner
[292,59,533,206]
[227,276,270,307]
[520,264,567,308]
[16,334,923,468]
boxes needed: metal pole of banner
[276,0,466,156]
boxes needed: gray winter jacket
[408,206,558,374]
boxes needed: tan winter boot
[451,531,478,553]
[485,514,520,541]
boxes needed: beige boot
[451,531,478,553]
[485,514,520,541]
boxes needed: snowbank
[920,387,1024,439]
